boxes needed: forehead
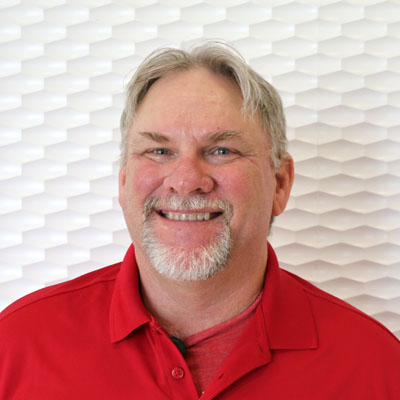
[143,67,242,104]
[133,68,245,129]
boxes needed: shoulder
[0,263,122,397]
[0,262,121,324]
[281,269,400,394]
[276,268,400,398]
[282,268,400,350]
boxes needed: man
[0,42,399,399]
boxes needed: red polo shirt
[1,244,399,399]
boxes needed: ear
[118,168,126,208]
[272,152,294,216]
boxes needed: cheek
[217,165,272,203]
[120,162,165,242]
[128,159,165,202]
[218,173,250,204]
[215,165,275,227]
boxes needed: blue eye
[214,147,231,155]
[153,148,170,155]
[143,148,173,162]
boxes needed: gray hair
[120,42,287,169]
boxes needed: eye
[144,148,172,156]
[151,148,170,155]
[213,147,232,155]
[206,146,241,164]
[142,147,174,162]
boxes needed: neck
[137,247,268,338]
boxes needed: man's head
[119,42,294,282]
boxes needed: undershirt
[183,291,263,396]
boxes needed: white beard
[141,196,233,281]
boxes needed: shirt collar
[261,243,318,350]
[109,243,318,349]
[109,244,151,343]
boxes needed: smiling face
[119,67,293,281]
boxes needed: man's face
[119,67,287,280]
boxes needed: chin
[141,219,232,281]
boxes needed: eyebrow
[136,130,242,144]
[136,131,170,143]
[208,130,242,143]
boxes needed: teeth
[164,212,211,221]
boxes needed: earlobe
[272,153,294,216]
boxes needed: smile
[158,211,223,221]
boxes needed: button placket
[154,329,198,398]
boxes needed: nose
[163,156,215,196]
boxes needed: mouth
[157,210,223,221]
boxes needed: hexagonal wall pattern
[0,0,399,339]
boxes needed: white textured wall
[0,0,399,338]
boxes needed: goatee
[142,195,233,281]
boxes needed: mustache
[143,195,233,221]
